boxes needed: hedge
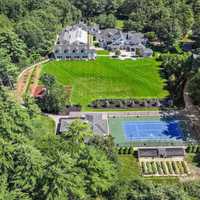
[128,147,134,154]
[186,144,200,153]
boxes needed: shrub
[96,100,102,108]
[145,31,156,41]
[115,49,121,57]
[172,161,179,174]
[118,147,123,154]
[186,144,193,153]
[161,161,168,174]
[128,146,134,154]
[123,147,129,154]
[166,161,173,174]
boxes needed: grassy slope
[32,115,55,136]
[42,57,168,109]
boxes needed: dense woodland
[0,87,199,199]
[0,0,200,199]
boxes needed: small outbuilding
[138,147,185,159]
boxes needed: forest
[0,0,200,199]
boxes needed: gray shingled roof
[58,114,108,136]
[138,148,185,158]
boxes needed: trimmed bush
[128,146,134,154]
[186,144,193,153]
[123,147,129,154]
[118,147,123,154]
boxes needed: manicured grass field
[42,57,168,109]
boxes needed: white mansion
[54,22,153,60]
[54,24,96,60]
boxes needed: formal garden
[41,57,168,110]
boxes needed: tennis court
[123,120,183,141]
[108,116,187,146]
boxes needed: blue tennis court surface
[123,120,183,141]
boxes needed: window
[64,49,68,53]
[55,49,59,54]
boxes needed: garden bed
[140,160,190,176]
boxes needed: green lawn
[96,50,110,55]
[118,155,141,181]
[118,155,179,184]
[32,115,55,136]
[42,57,168,109]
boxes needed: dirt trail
[16,67,34,101]
[16,59,49,101]
[30,65,42,96]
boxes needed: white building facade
[54,24,96,60]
